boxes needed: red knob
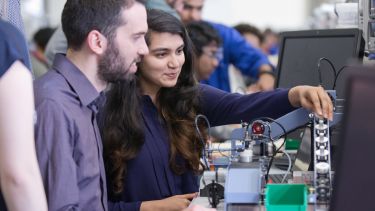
[252,122,265,134]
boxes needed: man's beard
[98,42,138,83]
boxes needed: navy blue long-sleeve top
[108,84,295,211]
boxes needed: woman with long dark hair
[103,9,333,211]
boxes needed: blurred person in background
[233,23,270,92]
[186,20,221,81]
[176,0,275,92]
[31,27,55,78]
[146,0,183,19]
[261,28,280,56]
[234,23,263,50]
[260,28,280,67]
[187,21,235,141]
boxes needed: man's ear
[86,30,108,55]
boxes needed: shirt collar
[52,54,100,107]
[89,92,106,114]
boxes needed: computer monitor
[276,28,364,98]
[329,66,375,211]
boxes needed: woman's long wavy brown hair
[102,9,207,197]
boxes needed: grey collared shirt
[34,54,107,211]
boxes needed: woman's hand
[141,193,198,211]
[183,204,216,211]
[288,85,333,120]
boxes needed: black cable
[195,115,217,207]
[259,117,288,182]
[316,57,353,92]
[245,117,288,183]
[195,114,211,170]
[317,57,337,86]
[333,65,348,90]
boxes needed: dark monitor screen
[276,29,364,98]
[329,67,375,211]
